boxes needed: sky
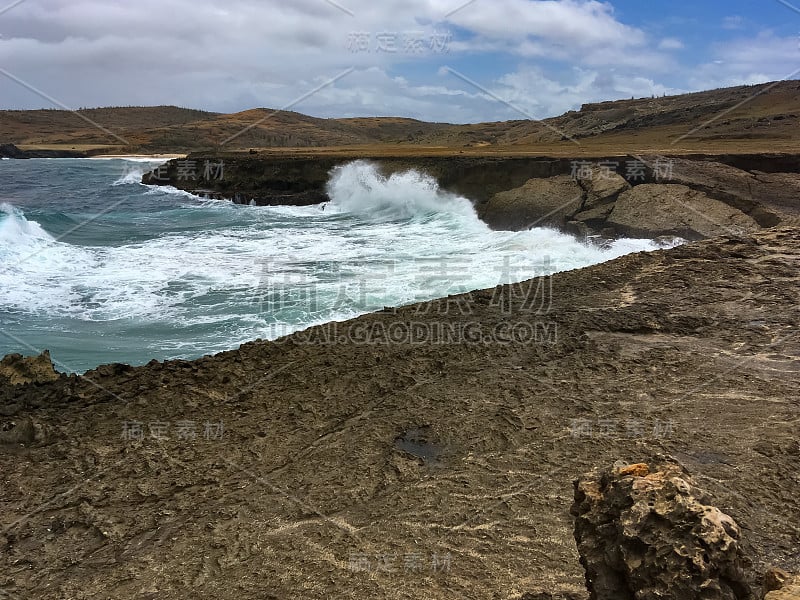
[0,0,799,123]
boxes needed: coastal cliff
[143,152,800,239]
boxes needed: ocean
[0,158,672,373]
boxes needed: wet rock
[607,184,760,240]
[571,462,757,600]
[479,175,584,230]
[0,351,61,386]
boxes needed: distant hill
[1,80,799,154]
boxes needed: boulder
[479,175,584,231]
[764,569,800,600]
[578,166,631,209]
[574,203,615,224]
[571,462,757,600]
[640,157,782,226]
[750,172,800,217]
[607,184,760,240]
[0,350,61,386]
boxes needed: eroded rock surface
[478,175,584,230]
[764,569,800,600]
[2,229,798,598]
[607,184,761,240]
[0,350,60,386]
[572,462,757,600]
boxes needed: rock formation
[607,184,761,240]
[0,350,60,386]
[764,569,800,600]
[477,175,584,230]
[571,462,757,600]
[143,153,797,240]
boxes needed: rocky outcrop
[477,175,584,230]
[0,143,27,158]
[639,156,784,226]
[0,143,87,159]
[0,351,60,386]
[571,462,757,600]
[578,166,631,209]
[607,184,761,240]
[142,154,579,206]
[142,152,798,239]
[764,570,800,600]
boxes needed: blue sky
[0,0,798,122]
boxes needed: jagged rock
[478,175,584,231]
[764,569,800,600]
[0,351,61,386]
[577,166,631,209]
[571,462,757,600]
[607,184,760,239]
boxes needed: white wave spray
[326,160,478,221]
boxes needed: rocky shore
[143,152,800,240]
[2,225,799,598]
[0,143,88,159]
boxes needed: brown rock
[578,166,631,209]
[479,175,584,231]
[607,184,761,240]
[0,350,61,386]
[0,417,36,444]
[571,462,757,600]
[640,157,783,226]
[764,569,800,600]
[574,203,614,223]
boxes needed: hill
[1,80,799,154]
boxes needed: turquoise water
[0,158,669,373]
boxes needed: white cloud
[722,15,745,30]
[689,31,800,90]
[658,38,685,51]
[0,1,796,123]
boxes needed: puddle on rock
[394,426,443,465]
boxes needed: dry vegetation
[1,80,799,156]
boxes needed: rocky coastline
[0,143,89,159]
[143,152,800,240]
[2,145,799,597]
[2,225,799,598]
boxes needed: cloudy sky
[0,0,799,122]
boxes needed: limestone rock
[578,166,631,209]
[479,175,584,231]
[571,462,757,600]
[0,351,61,386]
[574,203,615,224]
[640,156,782,226]
[764,569,800,600]
[607,184,760,239]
